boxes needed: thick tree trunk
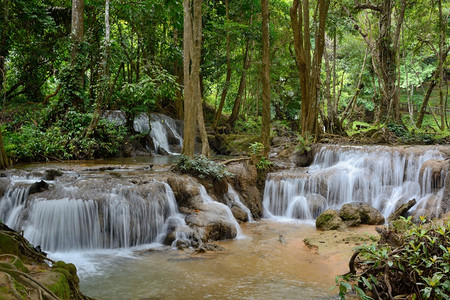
[261,0,270,157]
[212,0,231,130]
[290,0,330,138]
[182,0,209,157]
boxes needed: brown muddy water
[73,221,376,300]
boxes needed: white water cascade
[133,113,183,155]
[199,186,245,239]
[225,184,253,222]
[264,145,448,221]
[0,178,183,252]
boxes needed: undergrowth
[336,216,450,299]
[176,155,233,181]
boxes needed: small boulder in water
[29,180,49,195]
[44,169,63,180]
[231,206,249,223]
[339,204,361,227]
[316,209,346,231]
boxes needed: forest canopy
[0,0,448,166]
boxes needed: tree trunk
[71,0,85,108]
[290,0,330,138]
[261,0,270,157]
[0,0,10,97]
[228,35,252,129]
[182,0,209,157]
[0,129,9,169]
[212,0,231,130]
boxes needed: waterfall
[264,146,447,221]
[225,184,253,222]
[199,186,245,239]
[133,113,183,155]
[0,179,183,252]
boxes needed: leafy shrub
[4,111,127,162]
[176,155,233,181]
[336,217,450,300]
[249,142,272,171]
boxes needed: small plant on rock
[249,142,272,171]
[176,155,233,181]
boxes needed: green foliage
[176,155,233,181]
[336,217,450,299]
[295,135,312,153]
[249,142,272,171]
[234,116,262,135]
[4,111,127,162]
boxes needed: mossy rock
[316,209,346,231]
[43,271,71,299]
[0,234,20,257]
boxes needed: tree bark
[290,0,330,138]
[212,0,231,130]
[0,129,9,169]
[85,0,110,138]
[228,32,253,129]
[70,0,85,108]
[261,0,270,157]
[182,0,209,157]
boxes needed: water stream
[0,144,448,299]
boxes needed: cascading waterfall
[0,178,183,252]
[199,186,245,239]
[133,113,183,155]
[225,184,253,222]
[264,146,448,221]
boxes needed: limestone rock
[185,202,237,241]
[167,175,201,209]
[316,209,346,231]
[226,161,262,218]
[231,206,249,223]
[339,204,362,227]
[340,202,385,226]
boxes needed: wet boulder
[340,202,385,226]
[339,204,361,227]
[29,180,49,195]
[231,206,249,223]
[44,169,64,180]
[185,202,237,241]
[226,161,262,218]
[419,159,450,191]
[0,178,10,198]
[167,175,201,209]
[316,209,346,231]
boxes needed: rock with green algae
[0,225,93,300]
[315,209,346,231]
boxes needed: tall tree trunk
[437,0,446,129]
[261,0,270,157]
[228,31,253,129]
[290,0,330,138]
[85,0,110,138]
[71,0,85,108]
[212,0,231,130]
[182,0,209,157]
[0,0,10,98]
[348,0,406,124]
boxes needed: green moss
[46,271,71,299]
[0,234,20,256]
